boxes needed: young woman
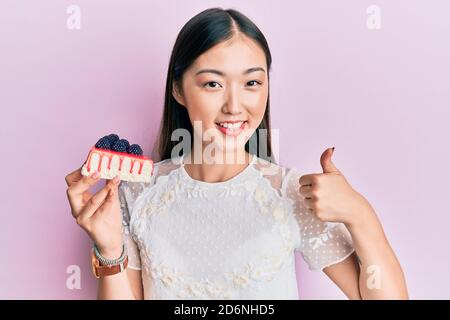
[65,8,408,300]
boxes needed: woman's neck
[183,149,252,183]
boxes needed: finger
[65,167,84,187]
[320,147,340,174]
[299,174,315,186]
[97,184,119,214]
[299,185,313,197]
[304,196,316,208]
[108,177,121,201]
[90,179,121,221]
[67,170,101,198]
[77,177,120,223]
[76,178,116,222]
[103,176,120,199]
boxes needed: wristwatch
[91,248,129,278]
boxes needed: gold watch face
[90,249,128,278]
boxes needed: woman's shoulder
[252,155,300,195]
[152,155,183,176]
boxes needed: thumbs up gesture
[299,147,373,227]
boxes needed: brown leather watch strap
[91,249,129,278]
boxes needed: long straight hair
[153,7,276,163]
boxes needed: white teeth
[218,121,244,129]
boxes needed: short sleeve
[283,168,355,271]
[118,181,144,270]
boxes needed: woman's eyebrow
[195,67,266,77]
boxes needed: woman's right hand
[65,167,124,259]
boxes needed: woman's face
[173,33,269,160]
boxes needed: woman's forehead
[190,36,266,75]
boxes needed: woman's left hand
[298,147,374,227]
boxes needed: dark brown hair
[153,7,275,163]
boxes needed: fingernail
[92,171,100,178]
[113,176,120,184]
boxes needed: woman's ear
[172,82,186,107]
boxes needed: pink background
[1,0,449,299]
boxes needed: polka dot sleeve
[283,168,355,271]
[118,181,142,270]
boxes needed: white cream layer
[81,153,153,183]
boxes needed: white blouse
[118,153,355,299]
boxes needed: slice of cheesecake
[81,135,154,183]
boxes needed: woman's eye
[204,81,221,88]
[247,80,261,87]
[203,80,261,88]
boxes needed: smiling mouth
[215,121,248,136]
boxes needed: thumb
[98,182,120,216]
[320,147,340,174]
[108,179,120,203]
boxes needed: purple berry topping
[127,144,143,156]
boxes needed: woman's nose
[223,85,242,114]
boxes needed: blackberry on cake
[127,144,143,156]
[107,133,120,144]
[111,139,129,153]
[94,136,111,150]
